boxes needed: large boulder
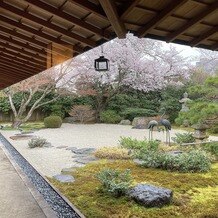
[127,184,173,207]
[119,119,131,125]
[132,117,157,129]
[63,117,76,123]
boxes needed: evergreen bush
[121,108,157,121]
[96,169,132,197]
[44,115,62,128]
[100,110,122,124]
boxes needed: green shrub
[100,110,122,124]
[44,116,62,128]
[202,142,218,157]
[208,125,218,134]
[177,150,211,172]
[94,147,131,160]
[121,108,157,121]
[50,104,65,118]
[28,137,48,148]
[96,169,132,197]
[172,132,195,144]
[119,137,159,151]
[139,150,211,173]
[175,102,218,126]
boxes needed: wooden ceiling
[0,0,217,89]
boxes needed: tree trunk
[11,118,23,128]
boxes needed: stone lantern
[192,123,209,141]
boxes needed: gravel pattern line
[0,133,81,218]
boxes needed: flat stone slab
[71,147,96,155]
[73,156,98,164]
[66,147,78,151]
[10,135,34,140]
[53,174,75,183]
[61,167,76,173]
[127,184,173,207]
[56,146,68,149]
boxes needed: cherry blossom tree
[72,34,191,119]
[4,59,79,128]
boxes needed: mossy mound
[49,160,218,218]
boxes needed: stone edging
[0,133,85,218]
[0,143,57,218]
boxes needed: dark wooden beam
[0,41,46,62]
[0,75,12,83]
[0,1,95,47]
[0,62,34,77]
[166,1,218,42]
[0,33,47,58]
[69,0,107,20]
[0,27,76,58]
[137,0,189,37]
[0,54,44,72]
[211,42,218,51]
[0,59,38,76]
[0,68,27,81]
[24,0,111,40]
[121,0,141,18]
[0,16,83,54]
[99,0,127,38]
[190,26,218,46]
[0,60,37,76]
[0,47,46,67]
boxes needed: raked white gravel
[1,124,217,177]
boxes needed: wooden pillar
[47,43,73,68]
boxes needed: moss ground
[49,160,218,218]
[0,122,44,131]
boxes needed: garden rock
[43,142,52,148]
[119,119,131,125]
[63,117,76,123]
[71,147,96,155]
[61,167,78,173]
[53,174,75,183]
[73,156,98,164]
[132,124,147,129]
[127,184,173,207]
[56,146,68,149]
[132,117,150,128]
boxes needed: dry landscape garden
[0,35,218,218]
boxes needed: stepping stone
[56,146,68,149]
[72,154,88,158]
[44,142,52,148]
[66,147,78,151]
[53,174,75,183]
[72,148,96,155]
[73,156,98,164]
[61,167,76,173]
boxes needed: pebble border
[0,133,83,218]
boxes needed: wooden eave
[0,0,217,89]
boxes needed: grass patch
[0,122,45,131]
[49,160,218,218]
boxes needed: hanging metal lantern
[94,55,109,71]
